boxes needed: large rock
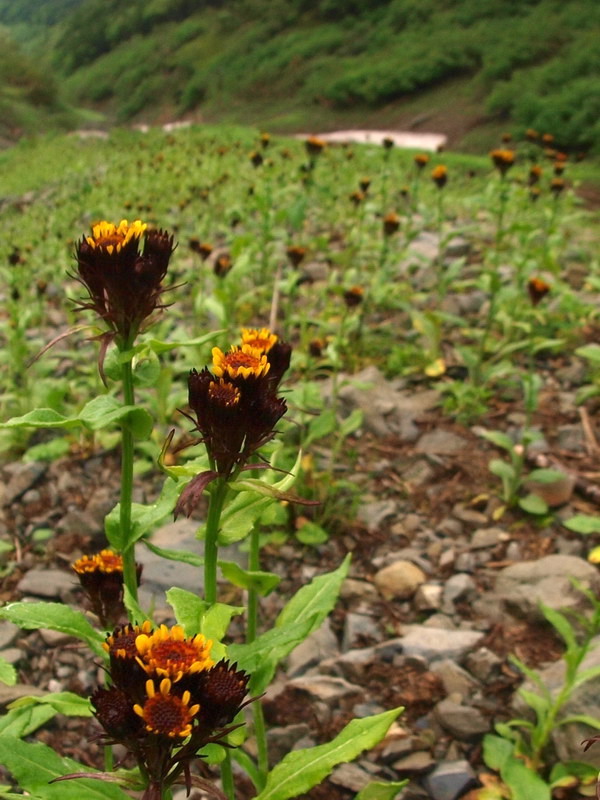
[399,626,484,663]
[494,555,600,621]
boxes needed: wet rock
[415,430,468,456]
[399,626,484,662]
[434,697,490,739]
[374,560,427,600]
[494,554,600,621]
[287,620,338,677]
[17,568,76,599]
[325,646,376,682]
[422,760,478,800]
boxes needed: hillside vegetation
[0,0,599,152]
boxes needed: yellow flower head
[133,678,200,738]
[86,219,147,255]
[136,624,214,682]
[241,328,278,353]
[212,345,270,380]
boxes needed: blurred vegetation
[0,0,599,152]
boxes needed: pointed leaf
[0,657,17,686]
[276,554,351,632]
[480,430,515,452]
[143,539,203,566]
[563,515,600,535]
[10,692,92,717]
[355,780,407,800]
[0,603,104,657]
[518,493,548,515]
[218,561,281,596]
[254,709,402,800]
[0,737,131,799]
[0,705,57,738]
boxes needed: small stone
[287,620,338,677]
[340,578,379,601]
[442,574,477,613]
[343,611,380,651]
[399,626,484,662]
[393,750,436,773]
[374,560,426,600]
[0,683,45,706]
[0,647,23,665]
[444,237,471,258]
[39,629,73,646]
[330,762,372,792]
[465,647,502,681]
[330,646,376,682]
[434,698,490,739]
[430,659,478,698]
[285,675,362,706]
[1,462,47,506]
[452,504,488,525]
[416,430,467,456]
[267,724,311,765]
[414,583,443,612]
[357,500,398,533]
[0,621,20,650]
[423,760,478,800]
[470,527,507,550]
[17,569,76,599]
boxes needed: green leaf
[218,561,281,596]
[228,618,316,695]
[142,539,203,566]
[254,708,402,800]
[489,459,516,481]
[304,409,337,447]
[295,521,329,545]
[502,755,551,800]
[517,689,550,723]
[518,493,548,515]
[572,665,600,690]
[563,515,600,535]
[0,603,104,657]
[483,733,514,770]
[106,476,181,550]
[166,588,208,637]
[276,554,351,632]
[0,408,80,430]
[540,605,576,650]
[10,692,92,717]
[0,705,57,738]
[527,468,566,484]
[480,430,515,452]
[576,343,600,363]
[354,780,407,800]
[339,409,363,438]
[144,330,222,355]
[557,714,600,729]
[0,657,17,686]
[0,738,131,799]
[201,603,244,646]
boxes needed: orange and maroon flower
[305,136,326,158]
[72,549,137,627]
[349,190,365,206]
[528,277,551,306]
[382,136,395,150]
[414,153,430,170]
[74,219,175,343]
[359,177,371,193]
[286,245,307,268]
[528,165,543,185]
[249,150,264,168]
[431,165,448,188]
[490,148,515,175]
[136,624,214,682]
[343,286,364,308]
[383,212,401,236]
[550,177,566,197]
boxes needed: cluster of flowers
[92,622,249,798]
[176,328,291,517]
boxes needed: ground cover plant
[0,124,600,799]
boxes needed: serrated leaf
[0,603,104,657]
[0,738,131,799]
[218,561,280,595]
[564,515,600,535]
[0,705,57,738]
[254,709,402,800]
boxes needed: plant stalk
[119,351,138,605]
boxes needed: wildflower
[490,148,515,175]
[74,219,175,343]
[526,128,539,142]
[501,132,513,143]
[349,190,365,206]
[530,186,541,202]
[414,153,430,170]
[134,679,200,739]
[241,327,278,352]
[305,136,326,157]
[431,165,448,188]
[383,212,400,236]
[189,239,213,260]
[382,137,395,150]
[136,624,214,682]
[213,252,232,278]
[528,277,550,306]
[359,177,371,193]
[260,132,271,148]
[91,685,143,742]
[72,549,137,628]
[193,660,250,729]
[550,177,566,197]
[343,286,364,308]
[528,165,543,185]
[553,161,565,175]
[286,245,307,267]
[309,338,326,357]
[542,133,555,145]
[249,150,263,168]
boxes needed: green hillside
[1,0,600,153]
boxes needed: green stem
[247,525,269,785]
[204,478,229,604]
[119,353,138,605]
[221,752,235,800]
